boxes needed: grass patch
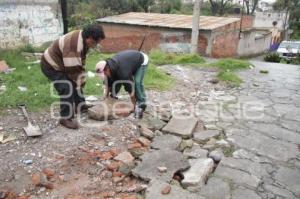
[209,58,251,86]
[0,50,174,111]
[149,49,205,65]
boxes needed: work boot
[59,118,79,129]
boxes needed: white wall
[238,30,272,56]
[254,11,289,30]
[0,0,63,49]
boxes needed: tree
[244,0,259,15]
[208,0,237,16]
[273,0,300,21]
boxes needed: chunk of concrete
[146,179,201,199]
[193,130,221,144]
[88,98,132,121]
[181,158,214,191]
[162,117,198,138]
[132,149,190,182]
[183,146,208,159]
[151,134,181,150]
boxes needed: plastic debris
[87,71,95,78]
[0,85,6,94]
[23,159,33,165]
[86,95,98,101]
[0,133,17,144]
[18,86,28,92]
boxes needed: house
[0,0,63,49]
[97,12,242,58]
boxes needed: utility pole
[60,0,68,34]
[191,0,201,54]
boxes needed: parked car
[277,41,300,60]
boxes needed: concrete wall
[254,11,289,30]
[99,23,211,56]
[0,0,63,49]
[237,29,272,57]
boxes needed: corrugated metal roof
[97,12,240,30]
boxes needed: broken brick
[42,168,55,179]
[31,173,41,186]
[127,143,143,150]
[102,191,115,198]
[107,161,123,171]
[137,137,151,147]
[122,195,137,199]
[109,148,119,157]
[43,182,54,189]
[100,152,113,160]
[112,171,124,178]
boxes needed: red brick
[42,168,55,179]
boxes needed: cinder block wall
[99,23,210,56]
[0,0,63,49]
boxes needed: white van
[277,41,300,60]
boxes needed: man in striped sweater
[41,24,105,129]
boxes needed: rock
[214,166,261,188]
[132,149,190,182]
[209,149,224,163]
[263,184,296,199]
[208,78,219,84]
[129,148,146,158]
[119,164,135,176]
[200,177,231,199]
[43,182,54,189]
[154,130,163,136]
[88,98,132,121]
[181,158,214,191]
[137,137,151,147]
[162,117,198,138]
[216,139,230,148]
[139,126,155,140]
[161,185,171,195]
[183,146,208,159]
[151,134,181,150]
[193,130,221,144]
[145,179,200,199]
[232,149,252,159]
[178,139,193,152]
[232,188,261,199]
[157,167,167,173]
[114,152,135,165]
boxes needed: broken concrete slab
[88,98,132,121]
[214,165,261,188]
[139,114,167,131]
[145,179,201,199]
[162,117,198,138]
[183,145,208,159]
[181,158,214,191]
[132,149,190,182]
[151,134,181,150]
[200,177,231,199]
[193,130,221,144]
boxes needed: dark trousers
[41,64,85,119]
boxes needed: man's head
[95,60,111,80]
[82,24,105,48]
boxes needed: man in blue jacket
[96,50,149,118]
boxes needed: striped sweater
[42,30,88,82]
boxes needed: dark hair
[82,24,105,41]
[272,21,277,26]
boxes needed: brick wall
[211,31,240,58]
[99,23,209,55]
[0,0,63,49]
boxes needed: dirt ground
[0,65,222,199]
